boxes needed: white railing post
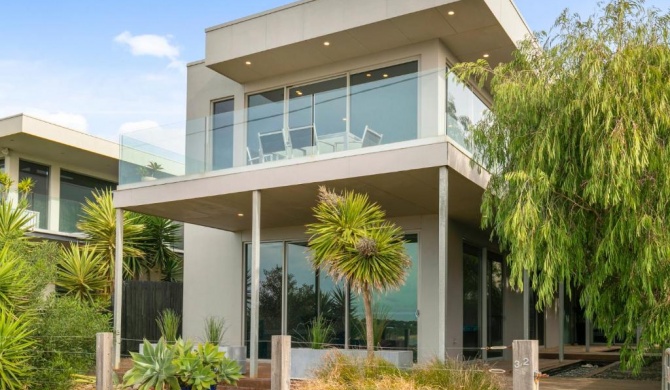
[96,332,113,390]
[513,339,539,390]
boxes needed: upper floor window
[19,160,49,229]
[60,170,115,233]
[446,71,489,153]
[212,98,235,170]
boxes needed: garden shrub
[298,351,503,390]
[31,296,111,390]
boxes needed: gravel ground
[552,362,608,378]
[593,359,661,381]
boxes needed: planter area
[290,348,413,379]
[138,343,247,374]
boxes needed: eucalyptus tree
[452,0,670,369]
[307,187,410,359]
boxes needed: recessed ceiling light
[383,74,389,78]
[237,213,244,217]
[366,73,372,77]
[482,53,490,58]
[447,10,455,16]
[296,90,303,96]
[323,41,330,46]
[245,61,251,65]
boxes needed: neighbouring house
[0,114,118,240]
[113,0,586,375]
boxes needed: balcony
[119,65,487,186]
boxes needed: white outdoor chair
[361,125,383,147]
[258,129,287,162]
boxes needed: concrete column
[438,166,448,359]
[96,332,113,390]
[523,271,530,340]
[270,336,291,390]
[512,339,539,390]
[481,248,488,360]
[250,190,261,378]
[558,282,564,362]
[113,209,124,368]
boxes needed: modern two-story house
[0,114,118,240]
[113,0,549,376]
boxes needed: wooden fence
[121,281,183,353]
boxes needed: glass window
[350,61,418,144]
[288,77,347,155]
[446,71,489,152]
[0,159,4,172]
[59,170,115,233]
[487,251,504,358]
[352,234,418,359]
[19,160,49,229]
[212,98,235,170]
[245,242,284,359]
[462,243,481,359]
[247,89,285,161]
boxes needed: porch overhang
[113,139,488,230]
[204,0,532,84]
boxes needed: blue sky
[0,0,667,142]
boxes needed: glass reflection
[462,244,481,359]
[446,72,489,152]
[247,89,285,164]
[212,98,235,170]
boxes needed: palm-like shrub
[0,312,35,389]
[135,215,183,281]
[0,247,32,316]
[56,244,108,302]
[306,187,410,359]
[77,189,145,284]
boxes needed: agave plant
[0,313,35,389]
[56,244,108,302]
[123,338,179,390]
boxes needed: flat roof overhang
[204,0,532,84]
[114,140,489,231]
[0,114,119,177]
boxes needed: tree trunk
[362,286,374,360]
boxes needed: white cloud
[118,120,160,135]
[114,31,181,67]
[24,109,88,133]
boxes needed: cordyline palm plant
[76,189,145,290]
[0,172,35,248]
[306,186,410,359]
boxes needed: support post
[438,166,449,359]
[344,283,350,349]
[523,271,530,340]
[558,282,565,362]
[585,318,590,352]
[113,209,123,369]
[271,336,291,390]
[250,190,261,378]
[512,339,539,390]
[481,248,488,360]
[96,332,113,390]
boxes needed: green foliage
[134,215,183,281]
[0,313,35,390]
[0,246,32,317]
[124,339,180,390]
[451,0,670,371]
[19,241,58,304]
[56,244,108,302]
[306,186,410,358]
[203,316,226,345]
[124,339,242,390]
[304,315,334,349]
[304,352,502,390]
[76,188,145,283]
[30,296,111,390]
[156,308,181,343]
[0,202,33,247]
